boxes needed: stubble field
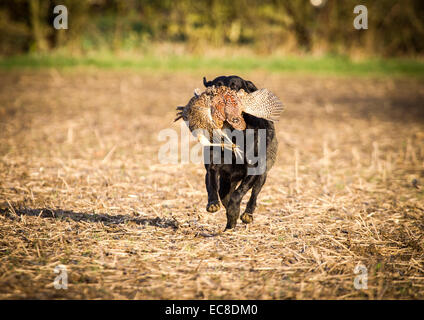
[0,70,423,299]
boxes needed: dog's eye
[232,118,239,123]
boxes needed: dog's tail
[203,77,213,87]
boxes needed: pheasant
[175,86,283,157]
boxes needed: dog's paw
[206,201,220,213]
[224,225,236,232]
[240,213,253,224]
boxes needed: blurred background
[0,0,423,72]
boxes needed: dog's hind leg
[218,172,237,210]
[240,174,267,224]
[225,174,260,230]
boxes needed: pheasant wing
[240,89,284,121]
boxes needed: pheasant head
[209,86,246,131]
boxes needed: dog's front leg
[205,163,220,212]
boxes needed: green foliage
[1,53,423,77]
[0,0,423,57]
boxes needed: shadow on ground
[0,207,179,230]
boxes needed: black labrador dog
[202,75,278,230]
[203,75,258,94]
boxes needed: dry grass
[0,70,424,299]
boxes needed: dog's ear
[229,79,237,90]
[245,80,258,93]
[229,78,243,91]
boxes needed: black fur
[202,76,278,230]
[203,75,258,93]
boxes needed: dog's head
[203,75,258,93]
[203,76,227,88]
